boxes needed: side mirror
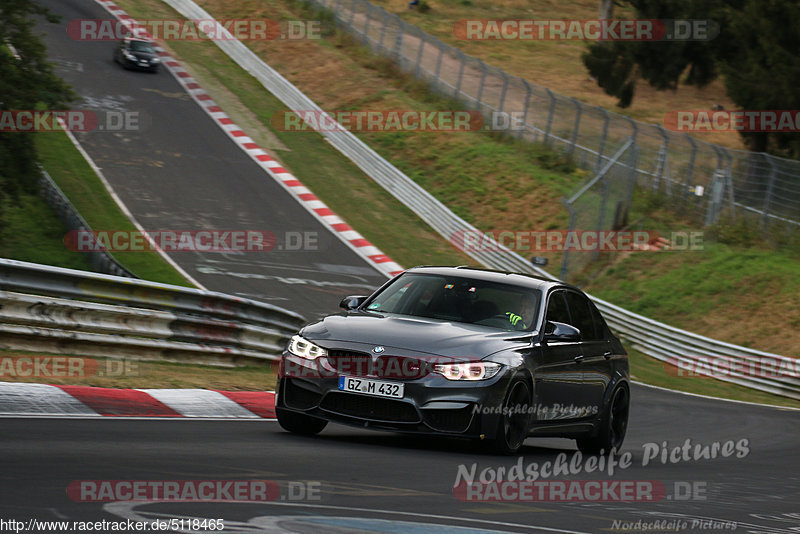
[339,295,368,311]
[543,321,581,342]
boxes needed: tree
[0,0,76,209]
[582,0,800,157]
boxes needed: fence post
[392,21,404,63]
[544,88,556,147]
[362,4,371,44]
[596,108,609,172]
[680,133,698,208]
[454,49,465,99]
[653,124,670,194]
[517,79,532,140]
[498,71,509,115]
[376,10,388,52]
[560,199,577,280]
[475,63,488,111]
[414,29,426,78]
[348,0,357,26]
[722,148,736,220]
[434,41,444,79]
[761,155,778,229]
[568,97,582,156]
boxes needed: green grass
[34,131,191,286]
[0,193,94,270]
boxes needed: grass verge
[34,130,191,286]
[0,193,93,270]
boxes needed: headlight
[151,57,160,63]
[287,335,327,360]
[124,52,136,60]
[433,362,502,381]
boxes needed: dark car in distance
[276,266,630,454]
[113,38,160,72]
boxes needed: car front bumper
[275,352,514,439]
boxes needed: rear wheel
[484,376,531,455]
[577,384,629,455]
[276,409,327,436]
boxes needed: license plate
[338,376,404,399]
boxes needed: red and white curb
[95,0,403,278]
[0,381,275,418]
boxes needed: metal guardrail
[154,0,799,400]
[38,169,135,278]
[0,259,306,366]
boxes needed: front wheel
[576,384,629,455]
[276,408,328,436]
[484,376,532,455]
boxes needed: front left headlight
[433,362,503,381]
[287,335,327,360]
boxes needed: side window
[545,290,570,325]
[589,301,609,339]
[565,291,598,340]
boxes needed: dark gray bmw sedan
[276,266,630,455]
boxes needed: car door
[564,291,613,414]
[535,289,586,422]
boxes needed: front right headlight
[287,335,327,360]
[433,362,503,381]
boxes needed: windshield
[129,41,156,53]
[364,273,540,331]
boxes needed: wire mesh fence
[310,0,800,238]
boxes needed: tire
[484,376,532,455]
[276,408,328,436]
[576,384,629,455]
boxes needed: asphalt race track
[35,0,390,322]
[2,384,800,532]
[4,0,798,532]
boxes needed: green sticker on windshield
[368,302,381,309]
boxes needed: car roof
[402,265,573,292]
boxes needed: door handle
[603,351,612,359]
[574,354,585,362]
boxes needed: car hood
[300,312,534,359]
